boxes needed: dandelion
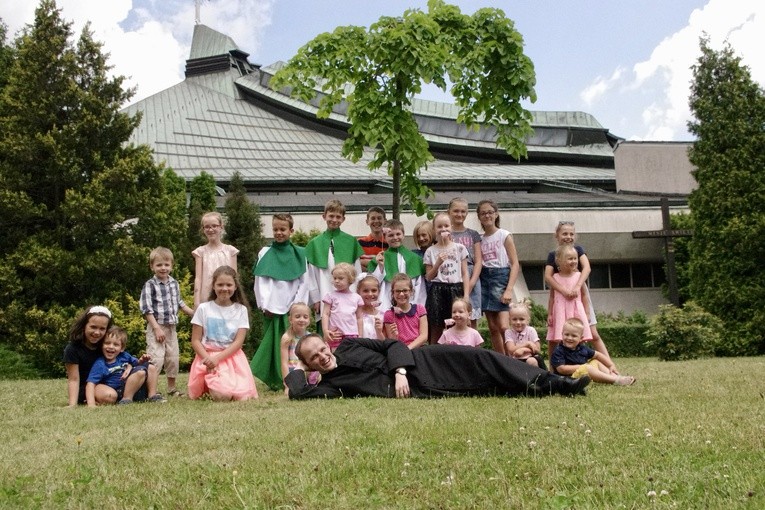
[645,432,653,438]
[528,440,537,448]
[706,440,711,444]
[585,429,592,435]
[647,490,657,497]
[404,462,410,467]
[519,426,525,432]
[660,490,669,496]
[544,426,550,430]
[561,421,567,427]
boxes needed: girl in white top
[477,200,520,355]
[357,275,384,339]
[192,212,239,308]
[424,212,470,344]
[188,265,258,401]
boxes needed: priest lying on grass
[285,335,590,399]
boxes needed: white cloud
[2,0,274,104]
[580,67,624,106]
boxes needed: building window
[523,263,666,291]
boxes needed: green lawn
[1,357,763,509]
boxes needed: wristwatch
[395,368,407,376]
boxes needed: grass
[1,357,763,509]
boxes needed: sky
[2,0,763,141]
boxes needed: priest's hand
[395,373,410,398]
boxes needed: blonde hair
[201,211,223,227]
[555,244,577,267]
[149,246,174,265]
[508,300,531,319]
[331,262,356,284]
[413,220,434,247]
[357,275,380,292]
[324,199,346,216]
[288,302,311,318]
[451,297,472,314]
[563,317,585,335]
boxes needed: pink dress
[192,243,239,305]
[437,327,484,347]
[546,272,593,341]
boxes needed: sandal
[117,399,133,405]
[167,389,186,397]
[615,376,636,386]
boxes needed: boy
[367,219,426,310]
[139,246,194,397]
[305,200,364,321]
[250,213,309,390]
[357,206,388,271]
[85,327,164,406]
[551,318,635,385]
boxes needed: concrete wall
[614,141,696,195]
[530,288,667,316]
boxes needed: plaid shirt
[139,275,186,325]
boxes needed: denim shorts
[480,266,511,312]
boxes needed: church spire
[195,0,202,25]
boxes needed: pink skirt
[188,348,258,401]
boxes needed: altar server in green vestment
[251,214,309,390]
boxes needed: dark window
[632,263,654,288]
[610,264,631,288]
[523,265,545,291]
[588,264,610,289]
[653,263,667,286]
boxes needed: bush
[0,343,40,379]
[646,302,723,361]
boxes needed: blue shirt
[86,352,141,390]
[551,343,595,370]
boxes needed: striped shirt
[139,275,186,325]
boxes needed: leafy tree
[0,0,188,374]
[0,21,15,90]
[667,212,693,305]
[223,172,266,353]
[187,171,217,249]
[687,38,765,354]
[272,0,536,218]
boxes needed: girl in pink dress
[437,298,484,347]
[546,245,593,364]
[321,262,364,351]
[192,212,239,308]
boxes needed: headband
[88,305,112,318]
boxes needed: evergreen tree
[187,171,218,250]
[687,38,765,354]
[0,1,188,373]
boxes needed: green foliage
[0,344,39,380]
[290,227,322,247]
[686,39,765,354]
[272,0,535,218]
[223,172,266,353]
[187,171,217,249]
[0,1,192,373]
[646,302,723,361]
[667,212,693,304]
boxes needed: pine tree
[687,38,765,354]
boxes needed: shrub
[646,302,723,361]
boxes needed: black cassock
[285,338,587,399]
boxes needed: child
[305,199,364,323]
[546,244,596,364]
[280,302,318,394]
[188,265,258,401]
[382,273,428,349]
[139,246,194,397]
[85,327,165,406]
[358,206,388,271]
[368,219,426,310]
[544,220,612,361]
[357,275,384,340]
[412,220,435,258]
[192,211,239,308]
[551,318,635,385]
[477,200,521,355]
[424,212,470,344]
[251,213,309,391]
[504,301,546,369]
[63,306,114,406]
[448,197,483,328]
[322,262,364,351]
[437,298,484,347]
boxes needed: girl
[424,212,469,344]
[357,275,384,340]
[504,301,546,369]
[192,211,239,308]
[383,273,428,349]
[321,262,364,351]
[280,302,318,394]
[412,220,434,258]
[448,197,483,328]
[477,200,521,355]
[437,298,484,347]
[544,221,612,362]
[188,265,258,401]
[63,306,113,406]
[546,245,594,364]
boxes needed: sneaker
[117,399,133,405]
[148,393,168,403]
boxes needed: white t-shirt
[423,243,469,283]
[191,301,250,349]
[480,229,512,268]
